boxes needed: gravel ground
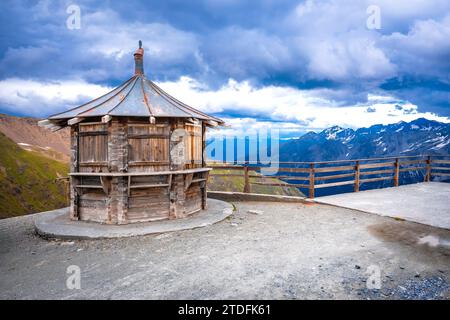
[0,201,449,300]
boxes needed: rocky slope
[0,132,69,218]
[0,114,70,162]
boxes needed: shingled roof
[43,41,223,128]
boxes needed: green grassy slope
[0,132,69,219]
[208,168,304,197]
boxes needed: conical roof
[45,42,223,127]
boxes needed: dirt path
[0,202,448,299]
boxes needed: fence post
[425,155,431,182]
[243,166,251,193]
[354,161,360,192]
[394,158,399,187]
[308,163,315,199]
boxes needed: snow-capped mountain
[280,118,450,162]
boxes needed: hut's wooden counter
[69,168,212,224]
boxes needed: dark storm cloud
[0,0,449,118]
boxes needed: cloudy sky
[0,0,449,137]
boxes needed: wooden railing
[207,155,450,199]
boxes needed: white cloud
[75,9,200,74]
[381,13,450,78]
[305,36,396,80]
[0,78,111,117]
[0,75,447,134]
[157,76,450,136]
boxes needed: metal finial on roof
[134,41,144,75]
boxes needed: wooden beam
[430,159,450,164]
[210,173,245,177]
[168,174,173,188]
[206,120,218,127]
[308,163,315,198]
[315,180,355,189]
[360,176,392,183]
[399,167,424,172]
[100,176,111,195]
[50,125,63,132]
[400,159,425,166]
[360,162,394,169]
[249,175,309,180]
[314,165,355,173]
[69,168,212,176]
[184,173,194,190]
[315,172,355,181]
[275,167,310,173]
[129,184,170,189]
[38,120,63,131]
[102,115,112,123]
[127,134,169,139]
[431,166,450,171]
[433,172,450,177]
[360,169,394,176]
[67,117,85,126]
[251,182,309,188]
[37,119,51,127]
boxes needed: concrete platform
[314,182,450,230]
[34,199,233,240]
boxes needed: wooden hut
[39,42,224,224]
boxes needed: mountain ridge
[0,114,70,162]
[0,131,69,218]
[280,118,450,162]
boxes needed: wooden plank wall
[71,117,207,224]
[78,122,108,173]
[127,175,170,222]
[184,122,203,169]
[127,121,170,173]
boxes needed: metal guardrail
[207,155,450,199]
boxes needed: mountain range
[280,118,450,162]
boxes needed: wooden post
[243,166,251,193]
[69,126,79,221]
[308,163,315,199]
[201,171,208,210]
[425,155,431,182]
[354,161,360,192]
[69,176,79,220]
[394,158,399,187]
[64,178,70,206]
[201,123,206,168]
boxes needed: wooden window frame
[78,122,108,165]
[127,123,170,165]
